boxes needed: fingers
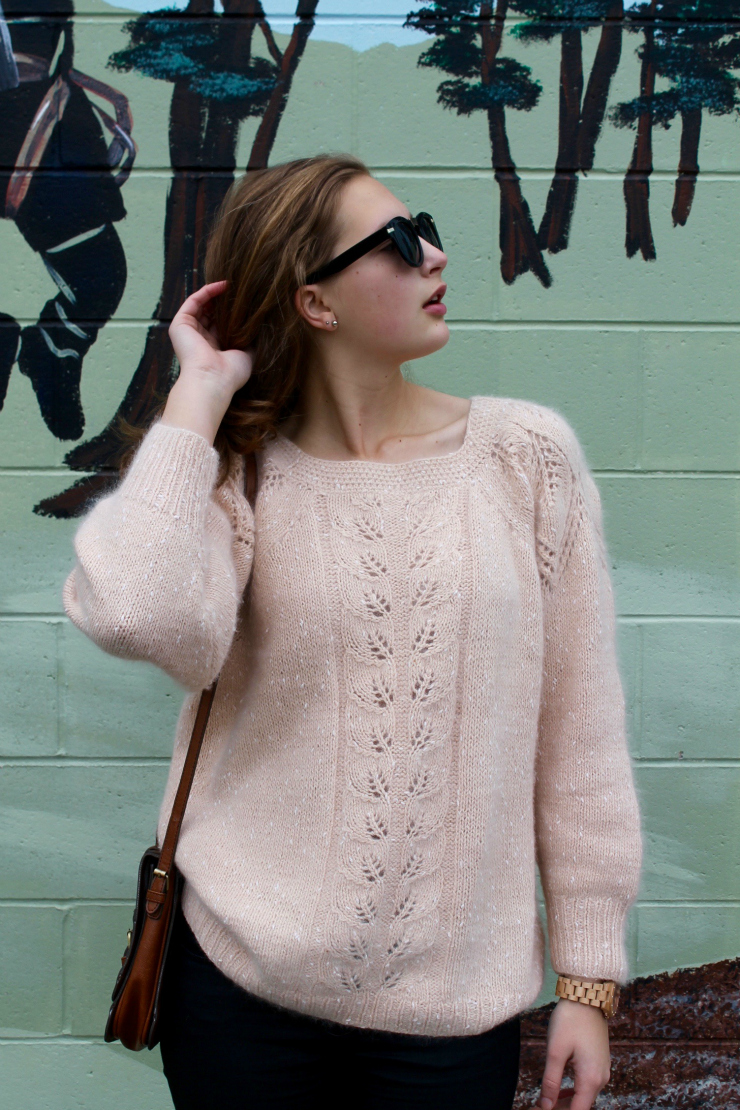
[537,1057,607,1108]
[172,281,229,325]
[542,1064,609,1110]
[537,1056,566,1109]
[552,1089,576,1108]
[568,1064,610,1110]
[188,280,228,307]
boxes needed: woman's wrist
[161,371,232,445]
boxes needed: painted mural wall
[0,2,738,1106]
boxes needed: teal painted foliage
[610,2,740,249]
[407,2,542,114]
[612,2,740,129]
[108,8,279,108]
[405,2,552,287]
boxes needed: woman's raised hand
[162,281,254,445]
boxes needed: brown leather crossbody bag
[104,452,258,1051]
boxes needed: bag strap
[146,452,258,916]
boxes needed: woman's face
[306,174,450,364]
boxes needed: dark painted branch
[259,19,284,66]
[578,1,623,173]
[538,2,623,256]
[672,106,701,227]
[480,0,506,70]
[537,26,582,254]
[480,0,551,287]
[247,0,319,170]
[624,0,657,261]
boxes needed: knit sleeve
[62,421,255,692]
[531,410,643,985]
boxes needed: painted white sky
[102,1,646,52]
[102,0,434,51]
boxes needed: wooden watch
[555,975,620,1020]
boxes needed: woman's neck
[277,380,471,464]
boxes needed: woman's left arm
[531,412,643,1110]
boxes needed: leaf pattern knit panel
[393,487,461,989]
[320,487,463,999]
[322,491,396,994]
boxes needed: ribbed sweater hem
[182,887,542,1038]
[547,896,631,984]
[121,421,219,527]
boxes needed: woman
[63,154,643,1110]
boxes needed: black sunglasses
[305,212,443,284]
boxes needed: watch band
[555,975,620,1019]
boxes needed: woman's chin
[381,322,450,365]
[420,320,450,355]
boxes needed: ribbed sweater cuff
[120,421,220,528]
[546,896,632,984]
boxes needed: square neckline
[273,395,477,469]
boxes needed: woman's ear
[294,284,335,331]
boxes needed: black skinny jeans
[159,903,521,1110]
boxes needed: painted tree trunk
[672,106,701,227]
[577,0,623,173]
[481,0,551,287]
[538,26,582,254]
[248,0,318,171]
[624,6,657,261]
[489,105,551,287]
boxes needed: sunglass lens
[391,218,424,267]
[416,212,442,250]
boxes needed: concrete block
[616,620,641,756]
[357,40,491,169]
[0,174,168,327]
[598,476,739,617]
[0,764,169,900]
[64,904,136,1037]
[0,1043,170,1110]
[495,328,642,469]
[0,906,64,1036]
[635,904,740,979]
[0,325,152,470]
[251,36,355,166]
[642,331,740,472]
[0,477,78,615]
[0,621,58,756]
[640,621,740,760]
[417,327,642,471]
[497,177,740,324]
[411,327,501,399]
[634,765,740,902]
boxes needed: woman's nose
[422,244,447,273]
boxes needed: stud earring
[326,319,337,328]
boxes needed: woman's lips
[423,301,447,316]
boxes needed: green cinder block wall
[1,2,738,1106]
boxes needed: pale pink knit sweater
[64,394,642,1036]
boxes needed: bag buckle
[152,867,169,892]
